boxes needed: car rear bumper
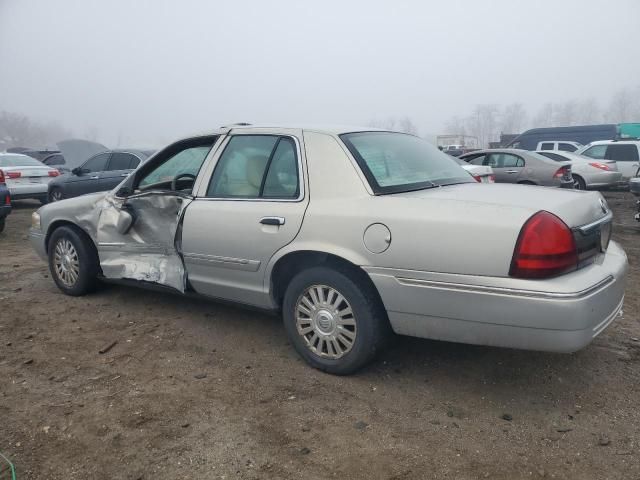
[365,241,628,353]
[584,171,623,188]
[7,182,49,199]
[29,229,47,261]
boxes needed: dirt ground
[1,192,639,480]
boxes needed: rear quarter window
[605,144,640,162]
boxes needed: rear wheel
[573,175,587,190]
[49,188,64,203]
[282,266,389,375]
[48,226,100,296]
[0,217,5,233]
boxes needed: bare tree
[576,98,600,124]
[553,100,579,126]
[606,88,637,123]
[445,116,467,136]
[532,103,555,128]
[369,116,419,135]
[501,103,527,134]
[466,104,499,148]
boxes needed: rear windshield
[340,132,473,194]
[0,155,46,167]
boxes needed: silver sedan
[460,149,574,188]
[0,153,61,202]
[536,150,622,190]
[29,126,627,374]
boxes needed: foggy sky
[1,0,639,147]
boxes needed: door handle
[120,173,129,177]
[505,170,518,174]
[260,216,285,226]
[90,175,99,180]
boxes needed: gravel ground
[1,191,639,480]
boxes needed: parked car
[631,166,640,222]
[536,141,582,152]
[577,140,640,180]
[507,124,618,150]
[29,126,627,374]
[47,149,153,202]
[535,151,622,190]
[459,149,574,188]
[452,156,495,183]
[0,171,11,233]
[41,153,68,172]
[0,153,60,203]
[9,148,61,161]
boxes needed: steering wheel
[171,173,197,192]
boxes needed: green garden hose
[0,452,16,480]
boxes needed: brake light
[553,166,570,179]
[0,170,4,183]
[5,194,9,205]
[6,171,21,179]
[589,162,611,171]
[489,174,496,183]
[509,211,578,279]
[48,169,60,177]
[472,174,482,183]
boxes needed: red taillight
[489,174,496,183]
[0,170,4,183]
[48,169,60,177]
[5,194,9,205]
[509,211,578,279]
[553,166,570,179]
[472,174,482,183]
[6,171,21,179]
[589,162,611,171]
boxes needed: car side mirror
[116,209,134,234]
[72,167,89,176]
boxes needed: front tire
[282,266,389,375]
[49,187,64,203]
[48,226,100,296]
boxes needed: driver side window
[138,144,213,189]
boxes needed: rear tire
[49,188,64,203]
[282,266,390,375]
[573,175,587,190]
[48,226,100,296]
[0,218,5,233]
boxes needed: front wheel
[48,226,100,296]
[282,266,389,375]
[49,188,64,203]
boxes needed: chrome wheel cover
[295,284,357,359]
[53,238,80,287]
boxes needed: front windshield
[0,155,46,167]
[340,132,473,194]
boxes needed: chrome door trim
[182,252,261,272]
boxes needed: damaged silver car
[30,125,627,374]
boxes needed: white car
[535,151,622,190]
[537,141,582,152]
[453,156,495,183]
[577,140,640,180]
[0,153,60,203]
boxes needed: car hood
[390,183,608,229]
[56,139,108,170]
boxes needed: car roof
[189,124,389,137]
[586,139,640,146]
